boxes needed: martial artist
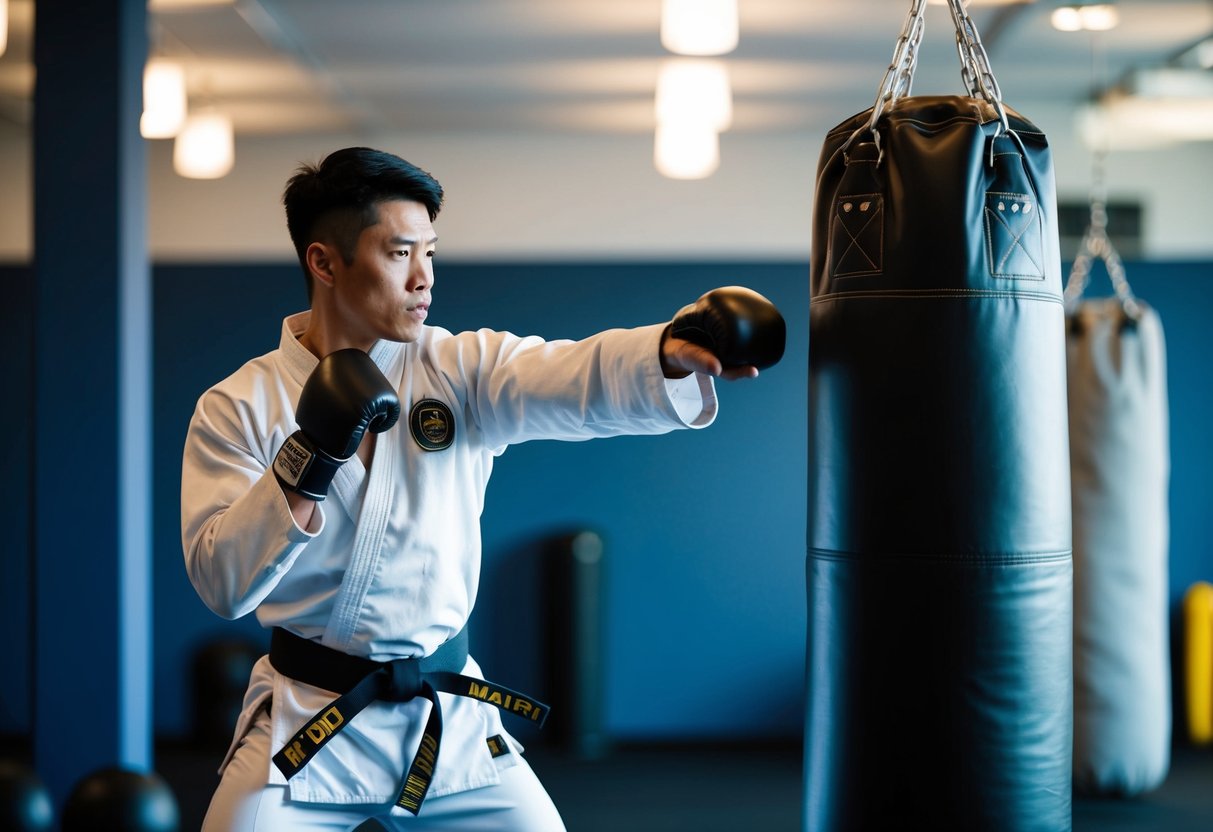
[181,146,783,831]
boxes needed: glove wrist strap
[273,430,346,501]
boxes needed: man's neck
[297,305,375,359]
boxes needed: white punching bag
[1065,214,1171,797]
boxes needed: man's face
[328,199,436,345]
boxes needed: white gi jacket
[181,311,717,805]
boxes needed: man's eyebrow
[388,236,439,246]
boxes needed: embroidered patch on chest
[409,399,456,451]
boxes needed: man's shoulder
[195,347,288,413]
[416,324,522,353]
[413,324,463,358]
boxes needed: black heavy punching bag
[805,2,1072,830]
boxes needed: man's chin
[389,324,424,344]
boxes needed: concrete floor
[152,739,1213,831]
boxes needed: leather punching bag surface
[1068,295,1171,795]
[805,2,1072,830]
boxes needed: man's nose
[409,257,433,289]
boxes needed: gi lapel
[321,340,403,651]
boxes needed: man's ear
[306,242,338,289]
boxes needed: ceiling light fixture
[654,121,720,180]
[140,59,188,139]
[1194,38,1213,70]
[1078,95,1213,148]
[654,58,732,180]
[1051,3,1119,32]
[1080,60,1213,149]
[660,0,738,56]
[0,0,9,59]
[1127,67,1213,99]
[173,111,234,179]
[655,59,733,132]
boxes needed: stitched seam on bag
[811,288,1061,305]
[808,547,1072,565]
[826,120,1047,142]
[886,115,985,130]
[823,113,983,140]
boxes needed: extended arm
[453,286,785,449]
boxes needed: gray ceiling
[3,0,1212,140]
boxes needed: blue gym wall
[2,260,1212,744]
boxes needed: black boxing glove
[669,286,786,370]
[273,349,401,500]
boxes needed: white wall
[1030,102,1213,261]
[1,104,1210,263]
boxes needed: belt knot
[379,657,424,702]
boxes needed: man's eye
[394,250,409,257]
[426,250,435,258]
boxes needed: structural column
[33,0,151,808]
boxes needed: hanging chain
[948,0,999,101]
[866,0,928,135]
[891,4,928,101]
[1062,31,1141,318]
[947,0,1010,134]
[1063,149,1141,318]
[845,0,1010,159]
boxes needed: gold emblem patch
[409,399,455,451]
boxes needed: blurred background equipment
[545,530,609,760]
[61,767,179,832]
[190,637,264,750]
[1065,251,1172,797]
[1064,19,1173,795]
[1184,581,1213,745]
[0,760,53,832]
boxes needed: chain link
[892,13,927,100]
[1064,226,1140,319]
[843,0,926,157]
[844,0,1012,160]
[1063,146,1141,318]
[947,0,1009,133]
[866,0,928,133]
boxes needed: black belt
[269,627,549,814]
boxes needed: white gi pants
[202,708,567,831]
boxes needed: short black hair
[283,147,445,300]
